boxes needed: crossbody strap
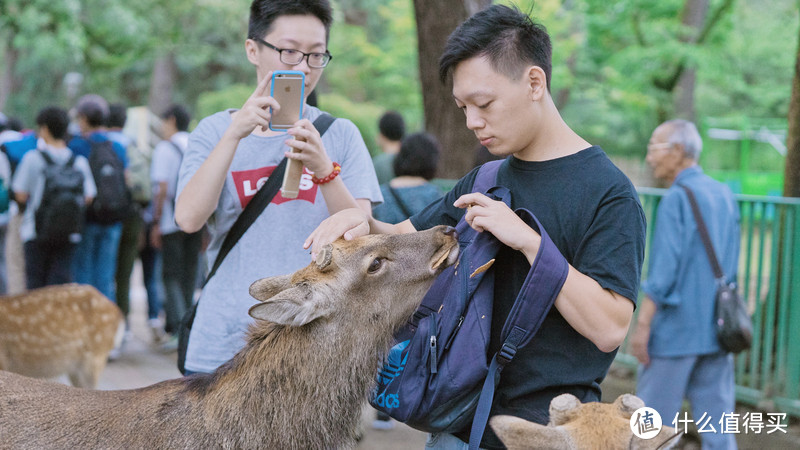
[204,113,336,285]
[680,185,725,281]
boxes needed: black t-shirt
[409,146,646,449]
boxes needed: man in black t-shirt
[305,5,646,449]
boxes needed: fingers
[252,72,273,99]
[454,192,491,209]
[303,210,369,256]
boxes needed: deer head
[247,225,459,333]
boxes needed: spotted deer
[0,225,459,450]
[490,393,683,450]
[0,284,124,389]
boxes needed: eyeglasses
[253,37,332,68]
[646,142,675,154]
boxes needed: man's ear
[245,38,259,65]
[525,65,547,102]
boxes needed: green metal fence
[615,187,800,418]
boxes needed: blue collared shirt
[642,166,740,357]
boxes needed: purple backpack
[370,160,569,449]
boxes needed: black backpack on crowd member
[35,151,86,248]
[86,139,132,224]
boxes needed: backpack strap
[473,159,503,194]
[468,208,569,450]
[38,150,77,167]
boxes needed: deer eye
[367,257,384,274]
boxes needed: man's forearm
[175,132,239,232]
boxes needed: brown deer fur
[0,284,124,389]
[490,393,683,450]
[0,226,459,450]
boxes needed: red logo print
[231,165,318,208]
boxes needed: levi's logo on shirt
[231,165,318,208]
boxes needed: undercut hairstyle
[162,104,192,132]
[248,0,333,43]
[439,4,552,90]
[662,119,703,160]
[393,132,441,181]
[108,103,128,129]
[36,106,70,141]
[378,111,405,142]
[75,94,110,128]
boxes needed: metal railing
[615,187,800,417]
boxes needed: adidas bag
[35,151,85,247]
[87,140,132,224]
[370,160,569,449]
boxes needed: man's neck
[514,105,590,162]
[382,141,401,155]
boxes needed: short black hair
[75,94,110,128]
[36,106,70,141]
[248,0,333,43]
[439,4,552,90]
[108,103,128,129]
[378,111,405,142]
[393,132,440,180]
[162,104,191,132]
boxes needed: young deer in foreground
[0,225,459,450]
[0,284,124,389]
[490,393,682,450]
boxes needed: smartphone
[269,71,305,131]
[270,71,306,198]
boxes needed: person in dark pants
[150,105,201,348]
[12,107,97,289]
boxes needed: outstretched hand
[228,73,280,140]
[454,192,542,262]
[303,208,371,259]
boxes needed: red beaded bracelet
[311,162,341,185]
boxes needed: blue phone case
[269,70,305,132]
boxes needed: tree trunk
[784,24,800,198]
[413,0,490,179]
[673,0,708,121]
[0,42,19,112]
[147,51,177,117]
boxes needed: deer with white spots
[0,284,124,389]
[0,226,459,450]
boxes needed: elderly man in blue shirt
[631,119,740,450]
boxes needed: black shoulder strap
[204,113,336,285]
[680,185,725,280]
[38,149,55,166]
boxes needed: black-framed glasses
[253,37,332,68]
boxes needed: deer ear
[549,393,581,425]
[248,287,332,326]
[490,415,570,450]
[249,274,293,302]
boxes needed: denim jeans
[73,222,123,301]
[24,239,76,289]
[637,353,737,450]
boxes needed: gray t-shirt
[151,131,189,235]
[11,143,97,243]
[178,106,382,372]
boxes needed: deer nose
[442,226,457,238]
